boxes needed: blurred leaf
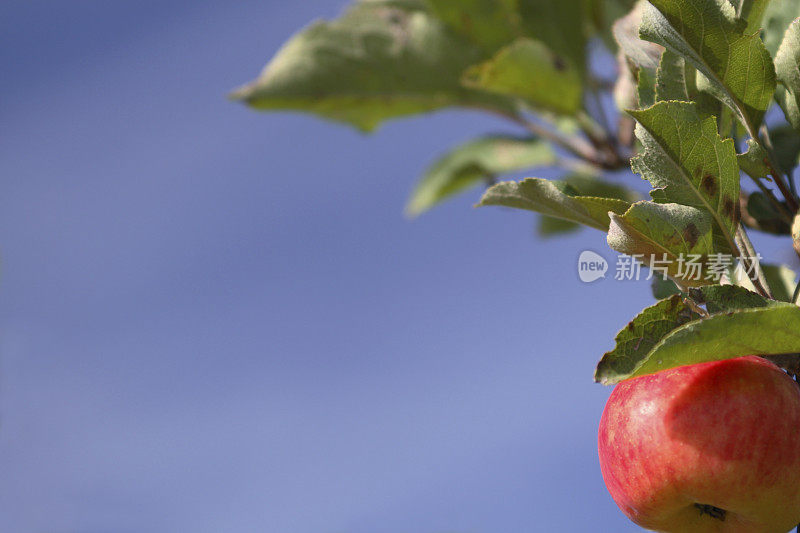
[463,38,582,115]
[651,276,681,299]
[640,0,776,133]
[762,264,799,301]
[613,3,662,74]
[594,295,701,384]
[793,213,800,256]
[538,216,581,236]
[406,136,555,216]
[478,177,631,230]
[794,212,800,241]
[743,191,792,234]
[761,0,800,55]
[232,2,516,131]
[587,0,638,50]
[612,2,663,109]
[624,304,800,381]
[776,19,800,134]
[518,0,587,76]
[427,0,520,51]
[607,202,716,286]
[771,124,800,171]
[629,101,741,253]
[738,0,773,35]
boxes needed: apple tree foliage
[233,0,800,384]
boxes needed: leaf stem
[735,225,772,299]
[793,279,800,305]
[494,108,615,169]
[576,111,628,169]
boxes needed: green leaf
[231,2,515,131]
[626,304,800,380]
[640,0,776,133]
[629,101,741,253]
[776,18,800,133]
[594,295,701,384]
[761,0,800,55]
[743,191,792,234]
[463,38,582,115]
[518,0,587,76]
[738,0,773,35]
[762,264,799,301]
[651,276,681,299]
[537,174,640,236]
[426,0,520,52]
[732,263,798,301]
[477,177,631,231]
[597,285,800,384]
[771,124,800,171]
[654,50,688,102]
[538,216,581,237]
[406,136,555,216]
[558,174,640,202]
[694,284,777,313]
[738,138,771,179]
[607,202,716,286]
[589,0,639,51]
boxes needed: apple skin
[599,356,800,533]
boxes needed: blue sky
[6,1,795,532]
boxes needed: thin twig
[793,280,800,305]
[492,109,601,164]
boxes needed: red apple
[598,356,800,532]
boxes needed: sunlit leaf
[594,295,701,384]
[597,286,800,384]
[628,304,800,380]
[629,102,741,253]
[607,202,715,286]
[478,177,631,230]
[640,0,776,133]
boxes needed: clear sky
[6,1,795,532]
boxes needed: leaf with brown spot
[607,202,715,287]
[595,295,701,384]
[629,102,740,254]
